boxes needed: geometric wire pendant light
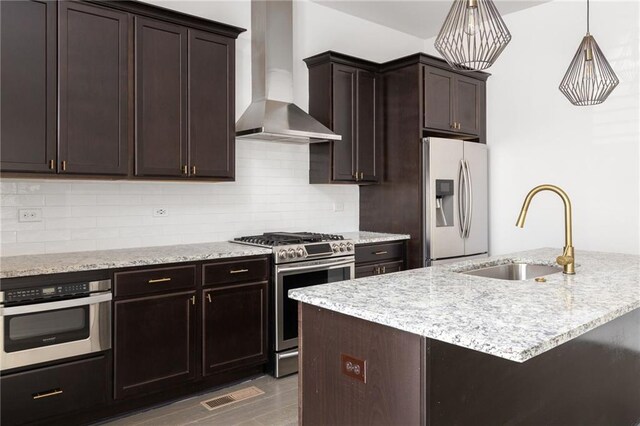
[559,0,619,105]
[434,0,512,72]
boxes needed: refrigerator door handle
[458,159,466,238]
[464,160,474,239]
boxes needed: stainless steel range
[233,232,355,377]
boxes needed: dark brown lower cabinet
[114,291,197,400]
[202,281,268,375]
[0,355,108,426]
[354,240,407,279]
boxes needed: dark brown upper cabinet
[187,29,235,179]
[1,0,244,180]
[0,0,56,173]
[59,1,129,175]
[305,52,380,185]
[423,65,483,137]
[135,17,188,178]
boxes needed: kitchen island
[289,248,640,425]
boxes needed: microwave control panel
[4,282,89,303]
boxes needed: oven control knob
[346,243,354,252]
[278,250,287,260]
[339,243,346,252]
[287,248,296,259]
[332,244,339,253]
[296,247,305,258]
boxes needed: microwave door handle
[0,292,112,316]
[464,160,473,239]
[458,160,465,238]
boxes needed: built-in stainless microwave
[0,280,112,371]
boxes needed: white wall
[0,0,425,256]
[425,0,640,255]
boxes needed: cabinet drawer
[114,264,196,298]
[355,241,404,264]
[355,260,404,279]
[203,257,269,287]
[1,355,108,426]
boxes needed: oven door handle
[277,259,355,274]
[0,292,112,316]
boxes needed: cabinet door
[356,70,378,183]
[0,0,56,173]
[188,29,235,179]
[331,64,356,182]
[114,291,196,399]
[423,67,454,132]
[455,75,481,136]
[135,17,187,177]
[58,2,128,175]
[202,282,268,375]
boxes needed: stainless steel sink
[461,263,562,281]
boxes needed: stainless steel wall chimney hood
[235,0,341,143]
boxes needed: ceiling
[311,0,550,39]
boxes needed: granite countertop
[341,231,410,244]
[289,248,640,363]
[0,231,408,279]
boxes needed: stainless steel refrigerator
[423,137,488,266]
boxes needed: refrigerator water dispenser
[435,179,454,227]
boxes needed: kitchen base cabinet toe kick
[298,304,640,425]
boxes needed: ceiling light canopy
[558,0,619,106]
[434,0,512,72]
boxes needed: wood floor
[103,375,298,426]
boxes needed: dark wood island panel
[298,303,640,425]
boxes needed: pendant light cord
[586,0,590,33]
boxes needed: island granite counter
[289,248,640,425]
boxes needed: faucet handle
[556,255,574,266]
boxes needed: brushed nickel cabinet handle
[33,389,63,400]
[61,160,67,171]
[359,172,364,180]
[207,293,212,303]
[148,277,171,284]
[191,165,196,175]
[229,269,249,274]
[373,251,388,255]
[353,172,358,182]
[182,164,188,175]
[49,159,55,170]
[190,296,195,305]
[382,266,386,273]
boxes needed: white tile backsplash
[0,140,359,256]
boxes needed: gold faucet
[515,184,575,275]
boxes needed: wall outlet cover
[153,208,169,217]
[18,209,43,222]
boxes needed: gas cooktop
[232,232,353,264]
[234,232,344,248]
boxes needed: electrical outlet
[341,353,366,383]
[333,202,345,212]
[19,209,43,222]
[153,208,169,217]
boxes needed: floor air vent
[200,386,265,411]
